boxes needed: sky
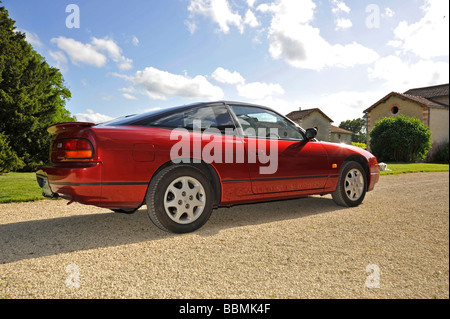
[3,0,449,125]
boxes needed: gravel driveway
[0,172,448,299]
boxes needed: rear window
[99,106,178,126]
[104,104,235,134]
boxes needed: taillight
[52,138,94,161]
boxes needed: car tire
[146,165,214,233]
[332,161,367,207]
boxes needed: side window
[151,105,235,134]
[229,105,304,140]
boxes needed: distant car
[36,101,380,233]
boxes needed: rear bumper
[36,162,102,205]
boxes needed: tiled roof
[364,83,449,113]
[364,91,448,113]
[330,125,353,134]
[399,92,444,108]
[286,108,333,123]
[404,83,449,99]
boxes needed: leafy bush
[352,142,367,150]
[369,115,432,162]
[435,143,449,164]
[0,132,24,173]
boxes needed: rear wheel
[332,161,367,207]
[146,165,214,233]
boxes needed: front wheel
[146,165,214,233]
[332,161,367,207]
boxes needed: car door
[228,104,330,194]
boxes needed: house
[286,108,333,142]
[330,125,353,144]
[364,83,449,160]
[286,108,353,144]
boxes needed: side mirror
[305,128,318,141]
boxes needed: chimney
[298,107,302,111]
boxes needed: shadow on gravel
[0,196,343,264]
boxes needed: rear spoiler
[47,122,96,135]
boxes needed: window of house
[391,105,399,115]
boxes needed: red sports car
[36,101,380,233]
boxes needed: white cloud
[383,7,395,18]
[330,1,352,30]
[211,67,245,84]
[211,67,284,100]
[91,37,123,62]
[122,93,138,100]
[392,0,449,59]
[185,20,198,34]
[117,58,133,71]
[51,36,107,67]
[48,50,68,71]
[257,0,378,70]
[50,36,133,70]
[101,95,114,101]
[119,87,137,93]
[22,30,43,48]
[386,40,402,48]
[124,67,224,100]
[188,0,244,34]
[254,91,382,126]
[335,18,352,30]
[316,90,385,124]
[331,0,350,14]
[244,10,260,28]
[237,81,284,99]
[247,0,257,7]
[132,36,140,46]
[75,109,114,124]
[91,37,133,70]
[257,0,316,25]
[368,55,450,92]
[250,96,303,117]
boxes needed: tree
[369,115,432,163]
[339,115,367,143]
[0,132,24,173]
[0,4,74,171]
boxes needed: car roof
[99,100,285,127]
[183,100,274,110]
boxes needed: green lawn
[0,172,44,203]
[380,163,449,175]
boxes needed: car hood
[318,141,376,160]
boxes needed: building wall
[330,132,352,144]
[366,96,424,149]
[297,112,331,141]
[367,96,424,132]
[433,96,449,105]
[429,107,450,158]
[366,94,449,160]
